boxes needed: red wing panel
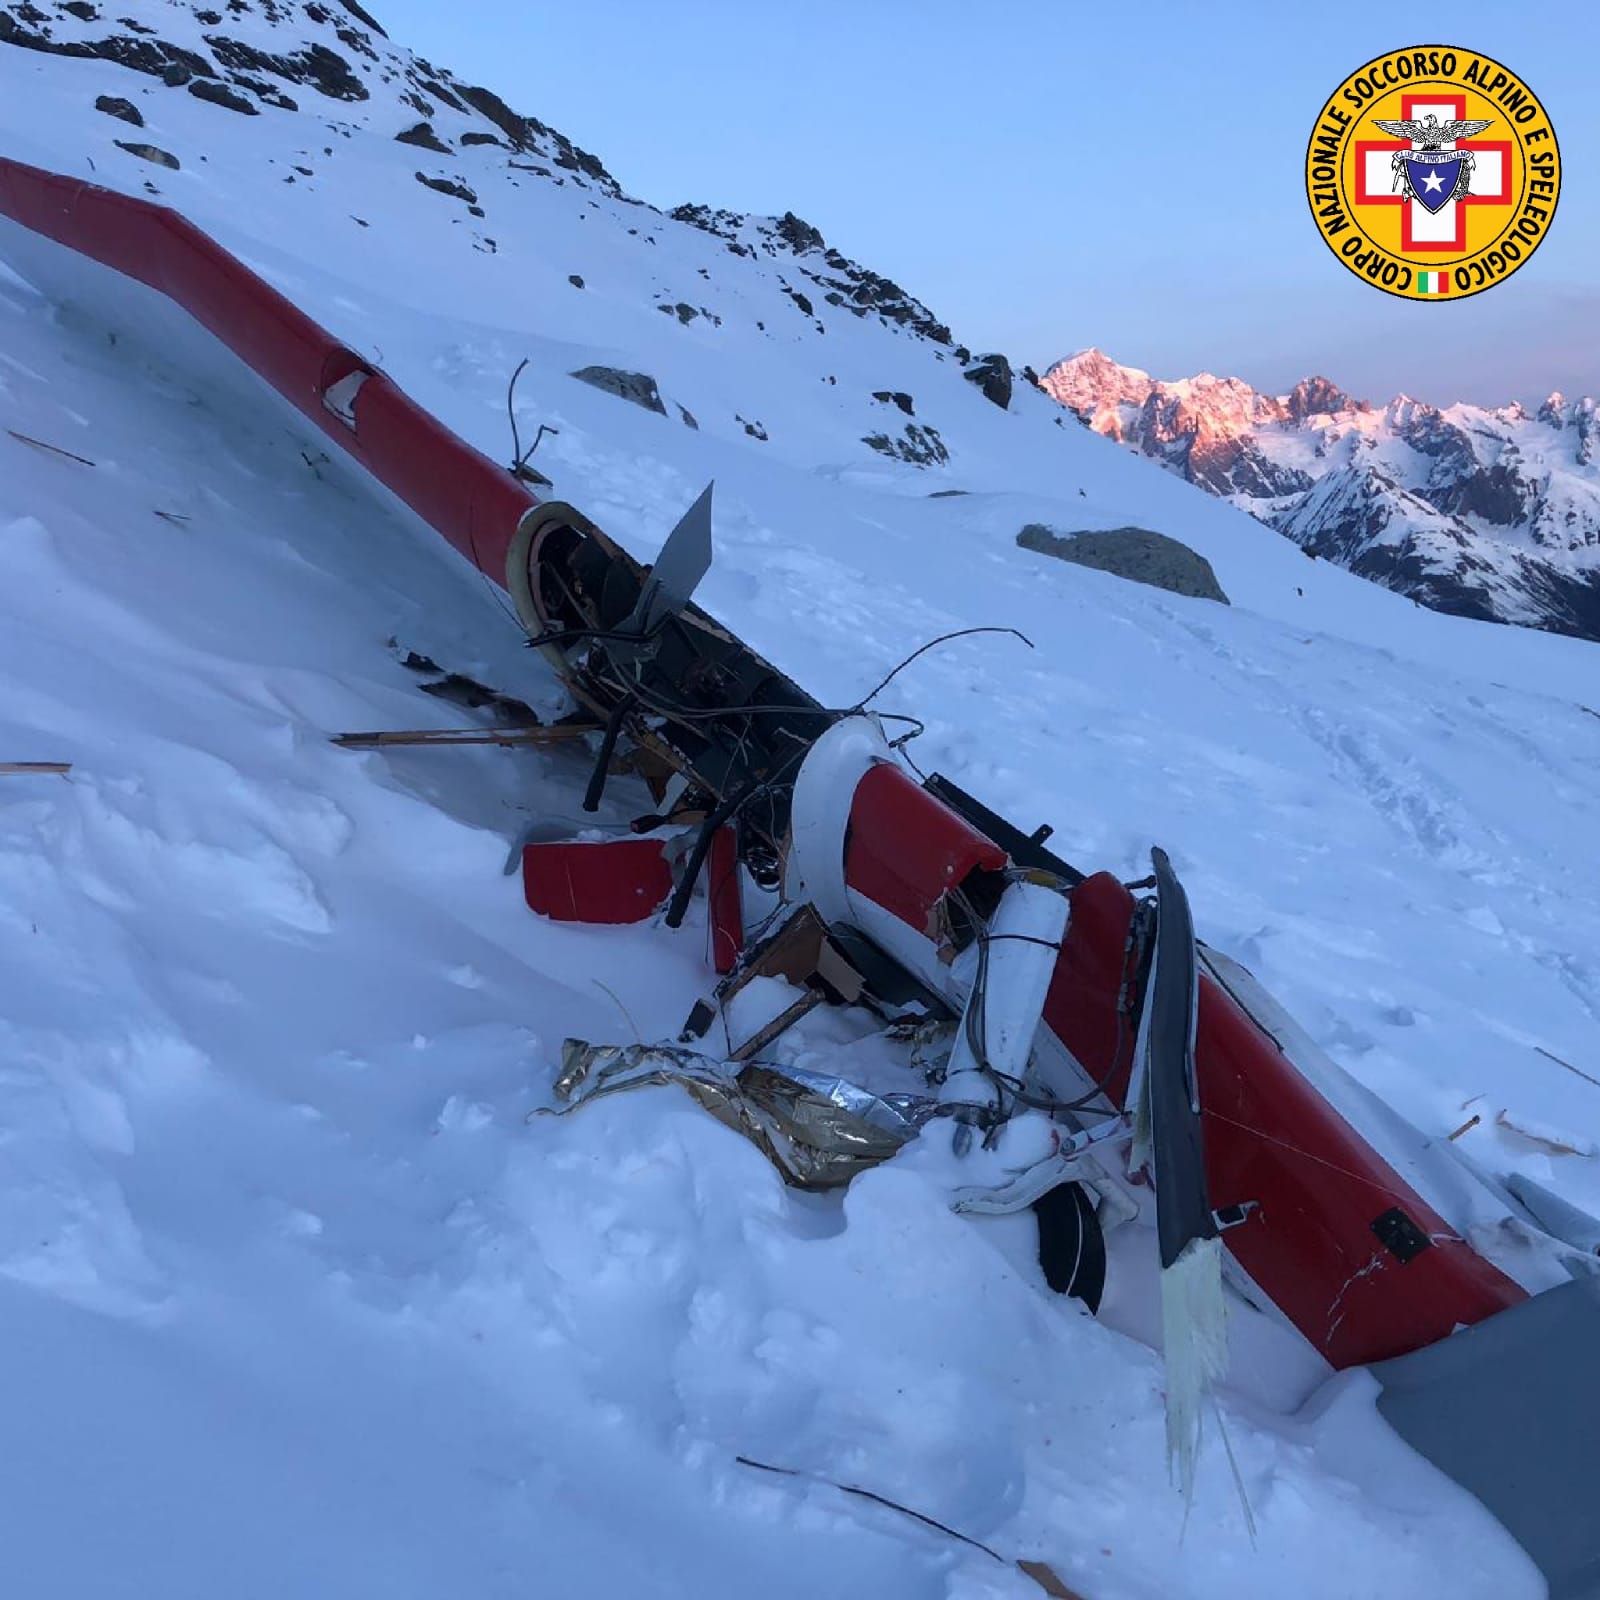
[1042,872,1141,1108]
[1045,874,1526,1367]
[1194,979,1525,1366]
[0,156,535,583]
[843,763,1007,937]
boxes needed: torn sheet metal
[522,838,673,923]
[771,1062,936,1142]
[540,1040,936,1189]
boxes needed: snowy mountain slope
[1044,350,1600,642]
[3,5,1600,1596]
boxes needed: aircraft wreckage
[2,153,1598,1595]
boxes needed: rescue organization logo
[1305,46,1560,301]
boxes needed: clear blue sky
[376,0,1598,408]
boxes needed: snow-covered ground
[2,7,1600,1596]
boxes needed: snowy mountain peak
[1042,348,1600,641]
[0,0,626,193]
[1285,374,1362,420]
[2,0,1074,499]
[1043,351,1364,434]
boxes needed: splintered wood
[1016,1560,1088,1599]
[332,725,598,749]
[5,429,96,467]
[1495,1109,1597,1158]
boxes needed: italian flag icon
[1418,270,1451,295]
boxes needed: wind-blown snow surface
[2,10,1600,1597]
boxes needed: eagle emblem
[1373,112,1495,214]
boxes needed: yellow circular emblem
[1305,46,1560,300]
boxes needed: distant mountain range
[1042,349,1600,642]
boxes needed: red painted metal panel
[0,155,535,582]
[1194,979,1526,1366]
[843,762,1007,936]
[1043,873,1527,1367]
[705,826,744,975]
[522,839,673,924]
[1042,872,1141,1110]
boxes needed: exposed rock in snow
[187,74,257,113]
[1017,524,1230,603]
[93,91,142,124]
[112,137,178,167]
[863,422,948,466]
[1042,349,1600,641]
[413,170,476,205]
[570,365,667,415]
[964,351,1013,411]
[394,119,447,152]
[669,202,955,346]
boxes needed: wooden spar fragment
[1447,1113,1482,1142]
[728,989,825,1063]
[731,1455,1089,1594]
[1495,1109,1597,1158]
[1535,1044,1600,1092]
[331,724,598,749]
[0,762,72,775]
[5,430,96,467]
[1016,1562,1089,1600]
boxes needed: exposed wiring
[949,881,1150,1124]
[856,625,1034,710]
[734,1455,1005,1564]
[506,358,560,478]
[506,358,530,469]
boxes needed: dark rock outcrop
[452,82,618,193]
[395,120,448,152]
[963,352,1013,411]
[188,75,258,113]
[203,35,368,100]
[569,366,666,416]
[328,0,385,35]
[863,423,948,467]
[0,11,217,80]
[669,202,954,346]
[776,211,824,253]
[414,171,477,204]
[94,92,143,124]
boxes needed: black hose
[663,783,752,930]
[581,690,636,813]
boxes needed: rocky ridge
[1043,349,1600,640]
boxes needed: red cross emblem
[1355,93,1513,251]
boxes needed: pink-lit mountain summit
[1044,349,1600,641]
